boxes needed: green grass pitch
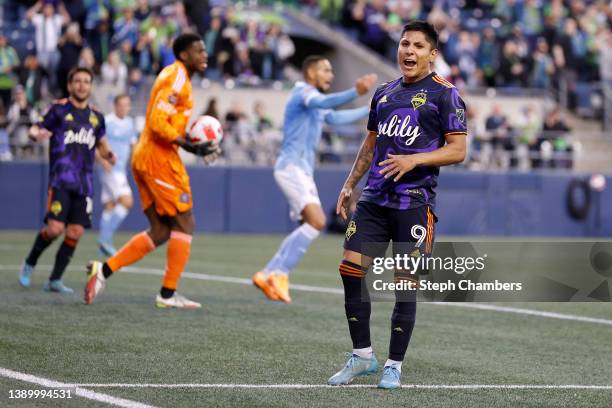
[0,231,611,407]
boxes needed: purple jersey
[41,102,106,197]
[361,73,467,210]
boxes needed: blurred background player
[19,67,115,293]
[84,33,220,309]
[97,94,137,256]
[252,55,377,303]
[328,21,467,389]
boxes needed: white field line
[2,264,612,326]
[67,383,612,390]
[0,367,157,408]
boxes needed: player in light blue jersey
[97,94,138,256]
[252,55,377,303]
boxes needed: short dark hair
[302,55,328,75]
[114,94,130,105]
[67,67,94,83]
[401,21,439,49]
[172,33,203,60]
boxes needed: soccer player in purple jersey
[18,67,116,294]
[328,21,467,389]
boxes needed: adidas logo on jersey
[64,128,96,149]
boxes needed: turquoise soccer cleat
[43,280,74,294]
[327,353,379,385]
[18,263,34,287]
[377,366,401,389]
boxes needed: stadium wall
[1,162,610,237]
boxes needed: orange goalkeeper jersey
[132,60,193,178]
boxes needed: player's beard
[71,93,90,104]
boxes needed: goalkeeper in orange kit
[84,33,220,308]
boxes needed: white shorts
[101,171,132,204]
[274,165,321,222]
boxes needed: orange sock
[162,231,192,290]
[107,231,156,272]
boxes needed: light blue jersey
[104,113,137,173]
[275,81,369,175]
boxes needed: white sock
[352,347,373,359]
[384,359,402,372]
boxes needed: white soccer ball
[189,115,223,144]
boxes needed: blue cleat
[327,353,379,385]
[19,263,34,287]
[377,366,401,389]
[43,280,74,294]
[98,241,117,257]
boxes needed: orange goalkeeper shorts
[133,168,192,217]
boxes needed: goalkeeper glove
[180,139,221,158]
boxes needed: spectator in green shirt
[0,35,20,110]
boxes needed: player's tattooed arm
[336,130,376,221]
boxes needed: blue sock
[264,223,320,275]
[108,204,128,238]
[98,210,113,245]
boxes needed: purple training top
[361,72,467,210]
[40,101,106,197]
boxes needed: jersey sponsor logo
[50,200,62,216]
[64,128,96,149]
[378,95,388,104]
[456,108,465,124]
[345,220,357,240]
[410,91,427,110]
[377,113,421,146]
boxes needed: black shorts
[343,201,437,259]
[45,188,93,229]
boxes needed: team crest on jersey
[64,113,74,122]
[89,113,99,128]
[456,108,465,124]
[345,221,357,240]
[168,93,178,105]
[378,95,388,104]
[411,91,427,110]
[50,201,62,216]
[179,193,190,203]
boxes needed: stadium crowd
[0,0,598,170]
[0,0,295,160]
[313,0,611,94]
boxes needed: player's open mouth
[403,59,417,69]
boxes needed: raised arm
[305,87,358,109]
[323,106,369,126]
[25,0,42,20]
[306,73,377,109]
[336,130,377,220]
[57,1,72,26]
